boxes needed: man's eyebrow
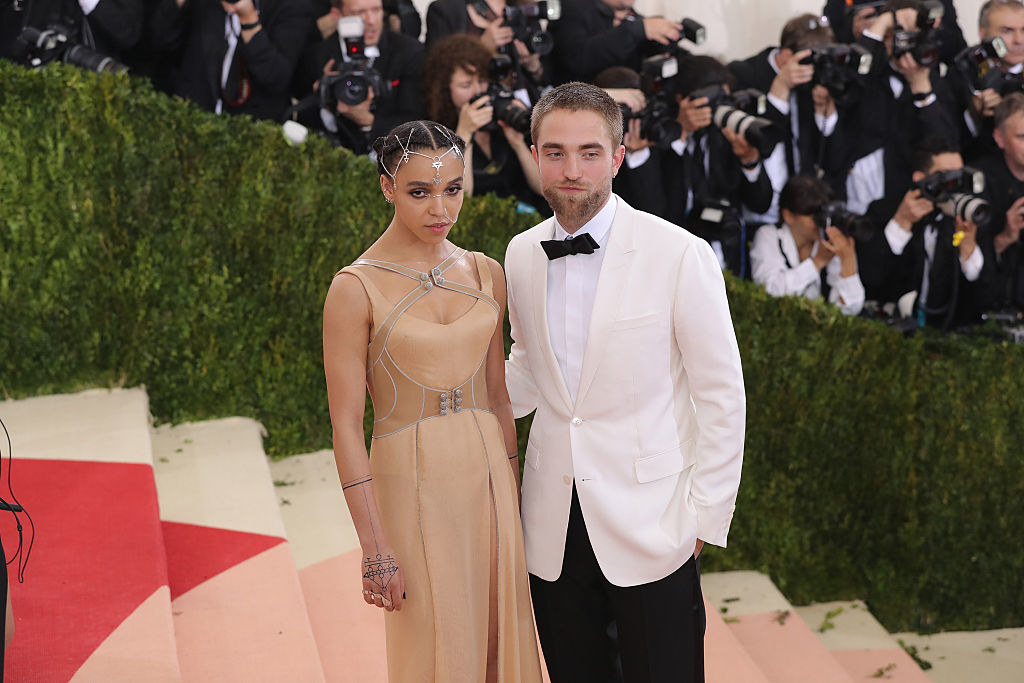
[539,142,606,151]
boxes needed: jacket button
[562,475,571,485]
[571,417,583,426]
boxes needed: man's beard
[542,175,613,226]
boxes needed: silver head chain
[383,126,466,225]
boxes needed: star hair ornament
[382,126,466,225]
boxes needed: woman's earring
[384,194,394,204]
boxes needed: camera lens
[530,31,554,56]
[337,74,370,106]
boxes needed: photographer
[662,55,774,273]
[425,0,550,102]
[6,0,142,61]
[824,0,965,61]
[750,175,865,315]
[149,0,312,121]
[729,14,863,221]
[859,136,992,328]
[974,93,1024,311]
[300,0,424,154]
[547,0,681,85]
[422,34,545,211]
[843,0,960,214]
[950,0,1024,161]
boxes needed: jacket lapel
[575,197,637,406]
[530,223,575,413]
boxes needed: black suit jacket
[152,0,313,122]
[974,152,1024,311]
[823,0,966,63]
[547,0,660,85]
[13,0,142,60]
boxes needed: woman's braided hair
[371,120,467,180]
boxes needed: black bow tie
[541,232,600,260]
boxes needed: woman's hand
[362,547,406,612]
[456,96,493,141]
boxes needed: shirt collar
[768,48,781,74]
[553,194,617,245]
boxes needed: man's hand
[515,39,542,77]
[222,0,259,25]
[851,6,877,39]
[468,4,514,51]
[604,87,645,114]
[678,96,712,136]
[456,95,493,142]
[995,196,1024,254]
[770,48,813,101]
[956,216,979,261]
[337,87,376,127]
[896,52,932,94]
[643,16,682,45]
[624,117,652,153]
[316,7,342,39]
[721,127,758,166]
[893,188,934,231]
[973,88,1002,118]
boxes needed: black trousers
[530,487,705,683]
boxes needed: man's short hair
[592,66,641,91]
[530,82,624,149]
[994,91,1024,130]
[910,136,960,174]
[671,55,736,99]
[779,175,833,216]
[980,0,1024,31]
[780,13,834,52]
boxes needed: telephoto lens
[937,193,992,227]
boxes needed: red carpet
[161,521,283,600]
[0,459,167,681]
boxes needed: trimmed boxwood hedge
[1,61,1022,634]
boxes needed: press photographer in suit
[150,0,312,121]
[858,136,993,328]
[5,0,142,61]
[547,0,681,85]
[843,0,960,214]
[729,13,863,221]
[301,0,424,154]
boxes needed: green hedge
[2,62,1022,634]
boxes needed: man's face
[996,111,1024,169]
[342,0,384,46]
[981,6,1024,67]
[531,108,625,229]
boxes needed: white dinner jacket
[504,195,746,587]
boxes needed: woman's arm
[483,257,520,495]
[323,272,405,612]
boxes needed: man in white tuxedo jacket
[505,82,746,682]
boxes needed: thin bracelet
[342,475,372,490]
[508,453,519,460]
[240,20,261,30]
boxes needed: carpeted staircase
[0,388,1015,682]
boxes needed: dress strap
[353,248,469,283]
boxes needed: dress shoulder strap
[472,251,494,297]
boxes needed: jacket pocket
[634,440,693,483]
[525,437,541,470]
[611,311,661,330]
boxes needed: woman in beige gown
[323,120,543,682]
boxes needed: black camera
[688,84,784,157]
[891,0,944,68]
[678,17,706,45]
[619,54,682,148]
[800,43,872,107]
[952,37,1024,96]
[914,167,991,226]
[468,54,532,135]
[15,24,128,74]
[468,0,560,56]
[323,17,394,107]
[815,200,874,241]
[688,197,742,240]
[502,0,560,56]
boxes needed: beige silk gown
[338,249,543,682]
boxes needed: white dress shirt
[750,223,865,315]
[546,195,617,402]
[883,218,984,308]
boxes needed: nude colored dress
[338,249,543,682]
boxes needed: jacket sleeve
[88,0,143,49]
[672,238,745,547]
[504,240,540,418]
[239,0,314,96]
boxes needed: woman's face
[449,65,489,110]
[784,209,821,245]
[381,148,465,245]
